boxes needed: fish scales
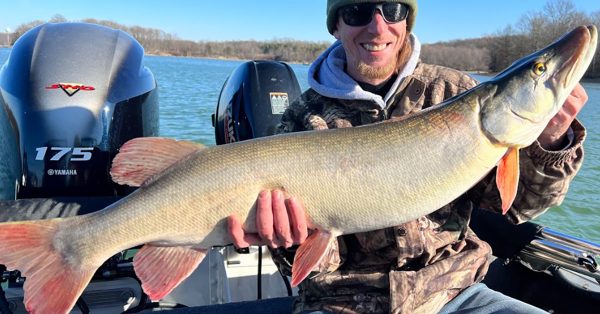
[61,92,504,266]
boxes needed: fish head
[480,25,597,148]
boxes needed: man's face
[334,5,407,85]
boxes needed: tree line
[6,0,600,77]
[420,0,600,77]
[7,14,331,64]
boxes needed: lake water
[0,48,598,243]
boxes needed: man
[228,1,588,313]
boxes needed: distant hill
[421,37,495,72]
[6,18,331,64]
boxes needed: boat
[0,23,598,314]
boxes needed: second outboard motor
[0,22,159,200]
[213,60,302,144]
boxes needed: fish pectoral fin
[496,147,520,215]
[291,229,337,287]
[0,220,97,314]
[133,244,207,301]
[110,137,205,187]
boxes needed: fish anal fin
[496,147,520,215]
[134,244,207,301]
[291,229,336,287]
[0,220,97,314]
[110,137,204,187]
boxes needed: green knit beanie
[326,0,418,34]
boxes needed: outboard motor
[0,23,157,313]
[213,60,302,144]
[0,22,159,201]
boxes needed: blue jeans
[438,283,548,314]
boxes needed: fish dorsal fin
[496,147,520,214]
[133,244,207,301]
[291,229,337,287]
[110,137,204,187]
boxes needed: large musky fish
[0,25,596,313]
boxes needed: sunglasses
[339,3,409,27]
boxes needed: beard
[354,59,398,81]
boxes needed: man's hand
[537,83,588,150]
[227,190,309,249]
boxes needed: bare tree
[421,44,490,72]
[10,20,45,45]
[49,14,67,23]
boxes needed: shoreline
[144,52,311,65]
[1,47,599,78]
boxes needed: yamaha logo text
[47,169,78,176]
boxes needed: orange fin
[110,137,204,187]
[291,229,336,287]
[134,244,207,301]
[0,220,97,314]
[496,147,520,215]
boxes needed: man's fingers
[272,190,293,248]
[539,83,588,150]
[286,196,308,244]
[571,83,588,103]
[228,215,265,248]
[227,215,251,248]
[253,189,308,249]
[563,83,587,116]
[256,190,276,247]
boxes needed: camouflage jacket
[270,62,586,314]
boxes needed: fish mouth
[553,25,597,89]
[509,107,536,123]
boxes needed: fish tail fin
[0,220,96,314]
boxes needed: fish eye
[532,62,546,76]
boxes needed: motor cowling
[0,22,159,199]
[213,60,302,145]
